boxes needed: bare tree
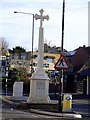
[0,37,9,55]
[44,39,55,47]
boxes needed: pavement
[0,95,83,118]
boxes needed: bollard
[62,94,72,112]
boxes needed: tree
[0,37,9,55]
[44,40,68,53]
[9,46,26,53]
[8,68,30,84]
[44,40,59,53]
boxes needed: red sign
[54,54,69,70]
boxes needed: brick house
[71,46,90,95]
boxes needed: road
[1,100,62,119]
[0,90,90,118]
[50,93,90,118]
[0,89,62,119]
[2,109,54,119]
[72,100,90,118]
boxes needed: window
[35,57,38,63]
[19,62,22,65]
[33,63,37,66]
[2,56,6,60]
[21,55,26,60]
[43,64,49,68]
[47,58,54,63]
[2,61,6,66]
[0,61,1,66]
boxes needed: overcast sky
[0,0,89,51]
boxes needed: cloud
[1,0,89,3]
[1,0,61,3]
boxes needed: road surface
[1,100,62,119]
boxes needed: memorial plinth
[13,82,23,97]
[27,9,50,103]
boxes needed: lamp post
[14,11,34,75]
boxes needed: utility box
[62,94,72,112]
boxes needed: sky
[0,0,89,51]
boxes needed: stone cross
[27,9,50,104]
[34,9,49,27]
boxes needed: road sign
[54,54,69,70]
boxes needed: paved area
[0,96,82,119]
[72,102,90,118]
[2,108,62,118]
[0,97,62,119]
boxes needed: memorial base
[13,82,23,97]
[27,68,50,103]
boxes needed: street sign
[54,54,69,70]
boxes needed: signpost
[54,54,69,112]
[54,54,69,70]
[56,0,66,112]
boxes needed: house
[32,51,60,72]
[10,51,60,74]
[0,52,10,78]
[61,46,90,95]
[72,46,90,70]
[71,46,90,95]
[0,55,6,77]
[77,56,90,95]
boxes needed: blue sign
[66,96,71,101]
[51,71,58,77]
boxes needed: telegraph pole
[58,0,65,112]
[61,0,65,52]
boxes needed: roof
[80,68,90,76]
[83,46,90,55]
[77,56,90,75]
[72,46,90,67]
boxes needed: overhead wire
[0,1,89,20]
[0,15,30,20]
